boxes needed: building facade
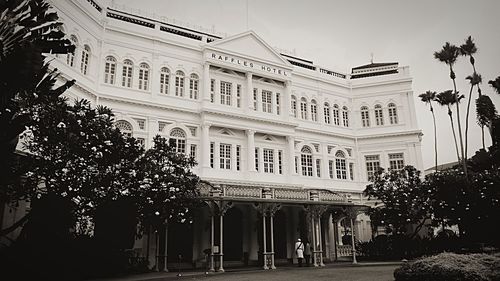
[36,0,423,271]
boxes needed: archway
[223,207,243,261]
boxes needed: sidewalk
[89,261,403,281]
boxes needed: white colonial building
[35,0,424,271]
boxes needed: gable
[209,31,290,67]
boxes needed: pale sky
[111,0,500,170]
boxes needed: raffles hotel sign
[207,52,290,77]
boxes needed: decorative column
[321,143,329,179]
[318,217,325,266]
[201,124,211,169]
[148,119,158,149]
[287,136,295,175]
[210,211,215,272]
[269,204,280,269]
[262,210,268,270]
[203,63,210,102]
[246,73,253,111]
[311,215,318,267]
[284,80,292,120]
[247,130,255,172]
[350,217,357,264]
[219,211,224,272]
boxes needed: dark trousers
[304,254,311,266]
[298,258,303,267]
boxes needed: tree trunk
[448,109,461,163]
[431,107,438,172]
[450,70,467,174]
[465,84,475,159]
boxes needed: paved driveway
[185,265,398,281]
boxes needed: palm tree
[490,76,500,94]
[465,73,482,153]
[419,91,439,172]
[460,36,486,150]
[436,90,463,162]
[434,43,467,173]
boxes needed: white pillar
[219,214,225,272]
[318,217,325,266]
[321,143,329,179]
[287,136,295,175]
[201,124,211,169]
[350,218,357,264]
[246,73,253,111]
[284,80,292,121]
[312,216,318,267]
[210,213,215,272]
[148,119,159,149]
[262,212,268,269]
[203,63,210,102]
[247,130,255,172]
[270,214,276,269]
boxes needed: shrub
[394,252,500,281]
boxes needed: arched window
[122,59,133,88]
[104,56,116,84]
[67,35,78,67]
[138,63,150,90]
[115,120,133,137]
[175,70,185,97]
[361,106,370,127]
[301,146,313,176]
[342,106,349,127]
[80,45,90,75]
[388,103,398,124]
[300,98,308,120]
[324,102,331,124]
[160,67,170,94]
[311,100,318,122]
[333,104,340,125]
[335,150,347,179]
[169,128,186,153]
[291,95,297,117]
[189,73,199,99]
[374,104,384,126]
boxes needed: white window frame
[160,67,170,94]
[104,56,116,84]
[220,81,232,106]
[219,143,231,169]
[138,63,150,91]
[122,60,133,88]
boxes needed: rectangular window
[175,76,184,96]
[375,108,384,126]
[349,163,354,180]
[236,84,241,108]
[255,148,259,171]
[324,107,331,124]
[104,61,116,84]
[361,110,370,127]
[138,68,149,90]
[329,160,334,179]
[210,142,214,168]
[220,81,232,105]
[276,93,281,115]
[300,101,308,120]
[122,65,132,88]
[291,99,297,117]
[236,145,241,171]
[190,144,197,159]
[278,150,283,175]
[365,155,380,181]
[263,148,274,173]
[333,107,340,125]
[210,79,215,103]
[301,154,313,176]
[189,78,198,99]
[311,104,317,122]
[253,88,258,111]
[343,110,349,127]
[389,153,405,171]
[219,143,231,169]
[316,159,321,177]
[336,158,347,179]
[160,72,169,94]
[262,90,273,113]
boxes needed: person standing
[304,241,311,267]
[295,238,304,267]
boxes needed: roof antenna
[370,52,374,64]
